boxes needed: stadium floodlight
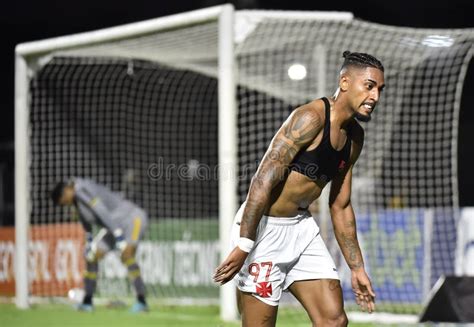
[287,63,307,80]
[14,4,473,324]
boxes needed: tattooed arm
[329,122,375,313]
[213,101,324,284]
[241,104,323,240]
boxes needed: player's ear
[339,74,349,92]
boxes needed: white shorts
[232,203,339,306]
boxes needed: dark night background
[0,0,472,224]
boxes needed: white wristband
[237,237,255,253]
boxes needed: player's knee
[314,312,347,327]
[332,312,348,327]
[120,252,131,263]
[120,245,136,262]
[95,249,106,260]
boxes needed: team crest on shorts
[256,281,272,298]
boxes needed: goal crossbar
[15,5,229,58]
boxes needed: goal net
[13,4,473,321]
[16,7,229,305]
[234,13,473,318]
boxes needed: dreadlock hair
[341,51,384,72]
[50,181,68,205]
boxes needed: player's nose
[370,89,380,103]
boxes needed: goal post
[217,5,238,321]
[14,53,30,310]
[14,5,238,318]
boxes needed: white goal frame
[15,4,238,319]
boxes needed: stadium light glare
[422,35,455,47]
[287,63,307,80]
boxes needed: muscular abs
[266,170,326,217]
[266,139,352,217]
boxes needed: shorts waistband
[262,211,311,225]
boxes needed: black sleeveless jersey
[290,97,351,183]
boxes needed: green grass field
[3,219,423,326]
[0,303,391,327]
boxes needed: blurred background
[0,0,473,226]
[0,1,473,325]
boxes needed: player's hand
[113,229,127,253]
[213,246,248,285]
[84,233,96,262]
[351,267,376,313]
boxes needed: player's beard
[354,111,372,122]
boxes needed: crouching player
[51,178,148,312]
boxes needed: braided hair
[341,51,384,72]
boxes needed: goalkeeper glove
[84,233,97,262]
[113,229,127,252]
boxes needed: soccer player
[214,51,385,326]
[51,178,149,312]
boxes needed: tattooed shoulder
[283,103,324,146]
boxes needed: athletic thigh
[289,279,347,327]
[239,290,278,327]
[122,209,148,244]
